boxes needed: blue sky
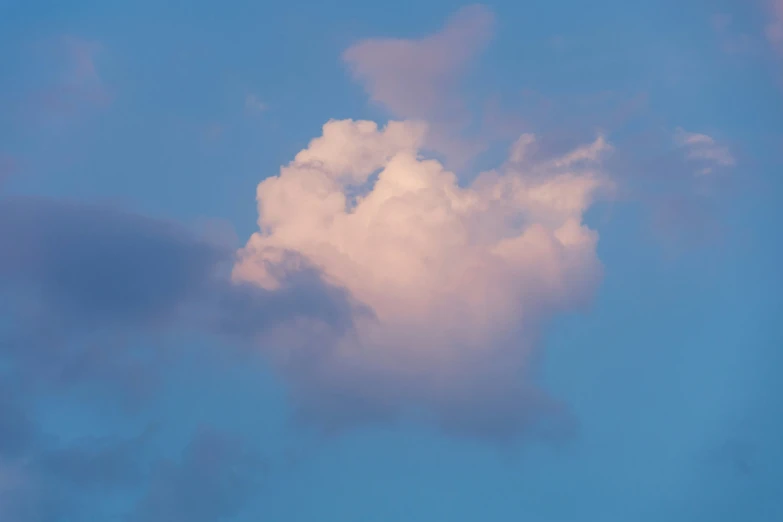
[1,1,782,521]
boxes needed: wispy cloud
[0,460,33,521]
[343,4,493,121]
[343,4,495,166]
[767,0,783,52]
[61,36,108,102]
[24,35,111,130]
[674,128,736,175]
[245,93,267,113]
[130,428,263,522]
[710,12,758,56]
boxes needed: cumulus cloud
[674,128,735,175]
[343,4,496,165]
[234,118,613,439]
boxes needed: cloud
[0,462,35,522]
[712,13,734,33]
[710,12,758,56]
[245,93,267,113]
[234,118,613,439]
[342,4,495,165]
[61,36,108,102]
[16,35,112,131]
[0,388,39,457]
[0,194,355,515]
[0,195,356,519]
[39,430,154,492]
[599,124,738,247]
[0,383,153,520]
[674,128,735,175]
[0,196,358,409]
[0,197,221,329]
[343,4,493,120]
[0,156,14,185]
[767,0,783,52]
[130,428,263,522]
[29,430,158,520]
[0,196,356,333]
[0,410,262,521]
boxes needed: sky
[0,0,782,520]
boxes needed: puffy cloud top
[234,119,613,438]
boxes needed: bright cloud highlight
[234,119,613,438]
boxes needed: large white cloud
[234,118,613,438]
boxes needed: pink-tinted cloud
[234,119,613,439]
[601,124,739,250]
[710,12,759,57]
[343,5,495,165]
[62,36,107,100]
[674,128,736,175]
[767,0,783,52]
[27,36,111,128]
[712,13,734,33]
[343,4,493,120]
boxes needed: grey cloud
[0,195,358,404]
[129,428,263,522]
[0,196,223,329]
[0,195,355,519]
[39,428,155,492]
